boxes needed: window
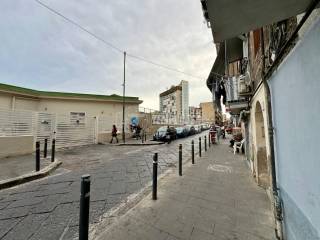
[70,112,86,125]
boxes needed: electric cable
[33,0,207,80]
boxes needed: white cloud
[0,0,216,109]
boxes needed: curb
[0,161,62,190]
[117,142,165,146]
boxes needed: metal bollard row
[179,144,182,176]
[199,137,202,157]
[77,135,211,239]
[191,140,195,164]
[36,141,40,172]
[44,138,48,158]
[51,139,56,162]
[152,153,158,200]
[79,175,91,240]
[204,136,207,152]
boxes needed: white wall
[269,16,320,240]
[0,94,13,109]
[15,97,39,111]
[38,98,138,117]
[0,136,34,158]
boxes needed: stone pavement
[0,155,51,181]
[94,139,276,240]
[0,131,207,239]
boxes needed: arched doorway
[254,101,269,188]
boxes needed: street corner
[0,160,62,191]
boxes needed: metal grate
[0,108,34,136]
[55,114,96,149]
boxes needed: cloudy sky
[0,0,216,110]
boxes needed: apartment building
[159,80,189,124]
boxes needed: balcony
[226,100,248,115]
[238,74,252,97]
[225,75,249,115]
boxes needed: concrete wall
[0,136,34,158]
[269,16,320,240]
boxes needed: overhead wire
[33,0,206,80]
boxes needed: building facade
[0,83,142,157]
[200,102,215,123]
[159,80,189,124]
[200,1,320,239]
[189,106,202,123]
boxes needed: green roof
[0,83,142,103]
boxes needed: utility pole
[122,51,126,143]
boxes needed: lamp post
[122,51,126,143]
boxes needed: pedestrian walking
[110,125,119,143]
[136,125,142,140]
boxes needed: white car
[194,125,201,133]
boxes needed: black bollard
[142,133,144,143]
[36,141,40,171]
[208,133,211,148]
[179,144,182,176]
[191,140,195,164]
[199,137,202,157]
[51,139,55,162]
[44,138,48,158]
[79,174,91,240]
[152,153,158,200]
[205,136,207,152]
[145,132,147,142]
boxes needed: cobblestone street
[0,132,208,240]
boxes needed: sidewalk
[107,135,164,146]
[94,139,276,240]
[0,154,52,181]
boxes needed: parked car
[175,126,188,138]
[194,125,201,133]
[186,125,196,135]
[153,126,177,142]
[153,126,167,141]
[200,123,210,131]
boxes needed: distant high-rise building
[180,80,189,122]
[159,80,189,124]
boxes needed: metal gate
[34,112,97,149]
[35,112,56,149]
[54,114,96,149]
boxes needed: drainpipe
[260,28,283,240]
